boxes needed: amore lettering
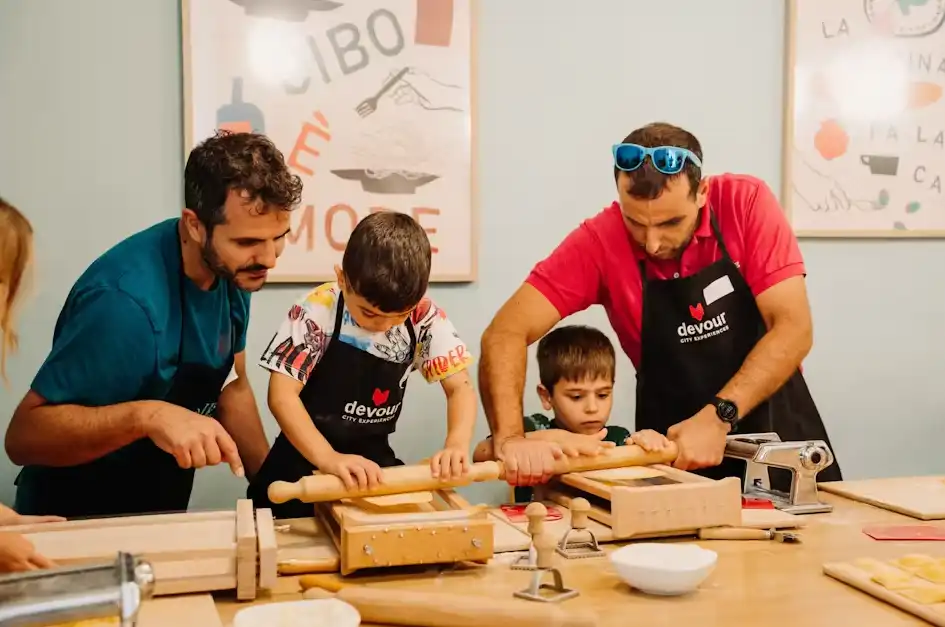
[284,8,405,95]
[288,204,441,253]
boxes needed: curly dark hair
[342,211,431,313]
[614,122,703,200]
[184,131,303,232]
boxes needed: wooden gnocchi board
[819,477,945,520]
[824,554,945,625]
[0,502,276,598]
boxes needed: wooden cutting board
[823,556,945,626]
[819,477,945,520]
[49,594,223,627]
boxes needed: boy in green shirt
[473,325,670,502]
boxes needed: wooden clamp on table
[267,446,678,575]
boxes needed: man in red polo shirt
[479,122,843,489]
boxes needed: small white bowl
[233,599,361,627]
[609,543,718,596]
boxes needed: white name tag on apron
[703,275,734,306]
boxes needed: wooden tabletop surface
[214,492,944,626]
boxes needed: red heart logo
[372,388,390,406]
[689,303,704,321]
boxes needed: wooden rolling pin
[300,575,598,627]
[269,443,677,504]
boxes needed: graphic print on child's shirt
[258,282,473,387]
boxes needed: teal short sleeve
[231,287,251,354]
[31,289,157,406]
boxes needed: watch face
[864,0,945,37]
[717,401,737,422]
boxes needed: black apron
[14,257,236,519]
[635,208,842,492]
[248,292,415,519]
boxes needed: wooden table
[213,493,945,626]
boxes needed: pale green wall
[2,0,943,511]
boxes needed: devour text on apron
[249,292,416,519]
[634,208,842,491]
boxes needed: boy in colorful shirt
[473,325,670,502]
[248,212,477,518]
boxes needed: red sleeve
[740,180,806,296]
[525,223,602,318]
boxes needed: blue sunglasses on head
[612,143,702,175]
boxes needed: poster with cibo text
[183,0,476,281]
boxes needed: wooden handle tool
[269,444,677,504]
[697,527,800,543]
[299,576,598,627]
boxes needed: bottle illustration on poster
[216,77,265,134]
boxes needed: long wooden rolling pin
[300,575,598,627]
[269,443,677,504]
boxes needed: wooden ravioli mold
[538,464,743,540]
[0,500,276,600]
[824,554,945,626]
[314,488,495,575]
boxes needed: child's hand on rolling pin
[430,444,470,480]
[628,429,672,453]
[0,532,55,573]
[319,452,384,491]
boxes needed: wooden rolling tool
[299,575,598,627]
[269,444,677,504]
[698,527,801,543]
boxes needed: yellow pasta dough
[871,570,915,590]
[916,563,945,584]
[891,554,937,573]
[898,585,945,604]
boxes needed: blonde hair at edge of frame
[0,197,34,385]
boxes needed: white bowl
[233,599,361,627]
[609,543,718,596]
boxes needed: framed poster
[783,0,945,237]
[182,0,477,281]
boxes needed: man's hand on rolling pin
[0,532,55,573]
[0,503,65,526]
[430,444,471,480]
[666,404,729,471]
[495,436,564,487]
[319,452,384,491]
[141,404,244,477]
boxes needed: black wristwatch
[712,397,739,431]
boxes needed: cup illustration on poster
[226,0,343,21]
[864,0,945,37]
[216,77,265,134]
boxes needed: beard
[201,236,268,292]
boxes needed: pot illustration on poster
[864,0,945,36]
[216,77,265,134]
[226,0,343,22]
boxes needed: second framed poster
[783,0,945,237]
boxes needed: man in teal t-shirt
[5,131,303,518]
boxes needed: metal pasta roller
[0,552,154,627]
[724,432,834,514]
